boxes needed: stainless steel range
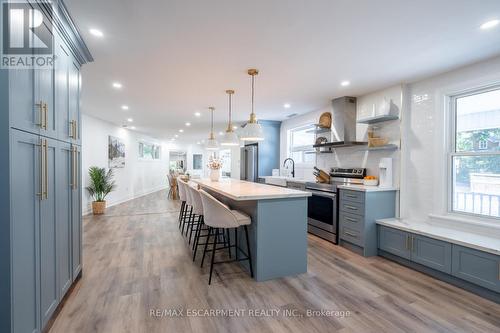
[305,168,366,243]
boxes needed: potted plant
[86,166,116,215]
[207,156,223,182]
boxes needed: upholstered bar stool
[199,190,254,285]
[178,180,193,234]
[186,185,210,259]
[177,178,188,230]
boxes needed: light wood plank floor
[49,190,500,333]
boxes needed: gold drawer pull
[345,217,358,223]
[345,205,358,210]
[345,194,357,198]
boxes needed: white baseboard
[83,185,167,215]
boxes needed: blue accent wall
[258,120,281,177]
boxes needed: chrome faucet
[283,158,295,178]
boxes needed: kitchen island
[192,178,311,281]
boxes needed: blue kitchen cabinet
[40,138,59,327]
[56,141,73,297]
[339,189,397,256]
[378,226,452,273]
[452,245,500,292]
[71,144,83,277]
[411,234,452,274]
[68,60,82,145]
[10,130,41,333]
[0,1,92,332]
[378,225,410,259]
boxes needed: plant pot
[209,169,220,182]
[92,201,106,215]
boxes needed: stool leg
[226,229,231,259]
[178,201,185,229]
[209,228,219,285]
[188,214,196,244]
[244,225,254,278]
[191,215,201,250]
[201,227,212,268]
[234,228,238,261]
[192,217,201,261]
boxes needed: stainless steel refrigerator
[240,144,258,182]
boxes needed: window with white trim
[450,87,500,218]
[288,125,315,165]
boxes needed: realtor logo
[1,0,54,69]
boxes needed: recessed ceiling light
[112,82,122,89]
[185,122,191,126]
[194,112,201,117]
[89,28,103,37]
[233,125,238,130]
[196,141,201,145]
[179,129,184,133]
[341,81,350,87]
[127,118,133,122]
[130,126,136,130]
[283,103,291,109]
[480,19,500,30]
[174,134,179,138]
[218,131,224,135]
[121,105,129,110]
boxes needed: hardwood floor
[49,190,500,333]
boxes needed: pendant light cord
[251,74,255,116]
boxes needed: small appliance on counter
[379,157,393,188]
[305,167,366,244]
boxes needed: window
[219,149,231,178]
[193,154,203,170]
[450,87,500,218]
[288,125,315,165]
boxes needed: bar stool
[185,185,210,259]
[178,180,192,234]
[177,179,188,230]
[199,190,254,285]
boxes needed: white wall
[280,85,402,185]
[81,114,174,213]
[401,55,500,229]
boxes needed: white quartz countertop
[337,184,399,192]
[377,218,500,255]
[193,178,311,201]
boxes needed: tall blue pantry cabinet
[0,1,92,332]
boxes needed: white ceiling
[65,0,500,144]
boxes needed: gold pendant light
[240,68,264,141]
[221,89,240,146]
[205,106,219,150]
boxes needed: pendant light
[221,89,240,146]
[205,106,219,150]
[240,68,264,141]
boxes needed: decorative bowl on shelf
[368,137,389,147]
[363,176,379,186]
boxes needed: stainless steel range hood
[313,96,367,149]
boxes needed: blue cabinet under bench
[378,224,500,302]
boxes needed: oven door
[307,190,337,233]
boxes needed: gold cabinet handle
[69,120,73,138]
[411,236,414,251]
[44,139,48,199]
[69,120,78,139]
[37,139,44,198]
[36,101,44,128]
[43,103,48,130]
[72,146,78,190]
[405,235,410,250]
[345,194,357,198]
[345,217,358,223]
